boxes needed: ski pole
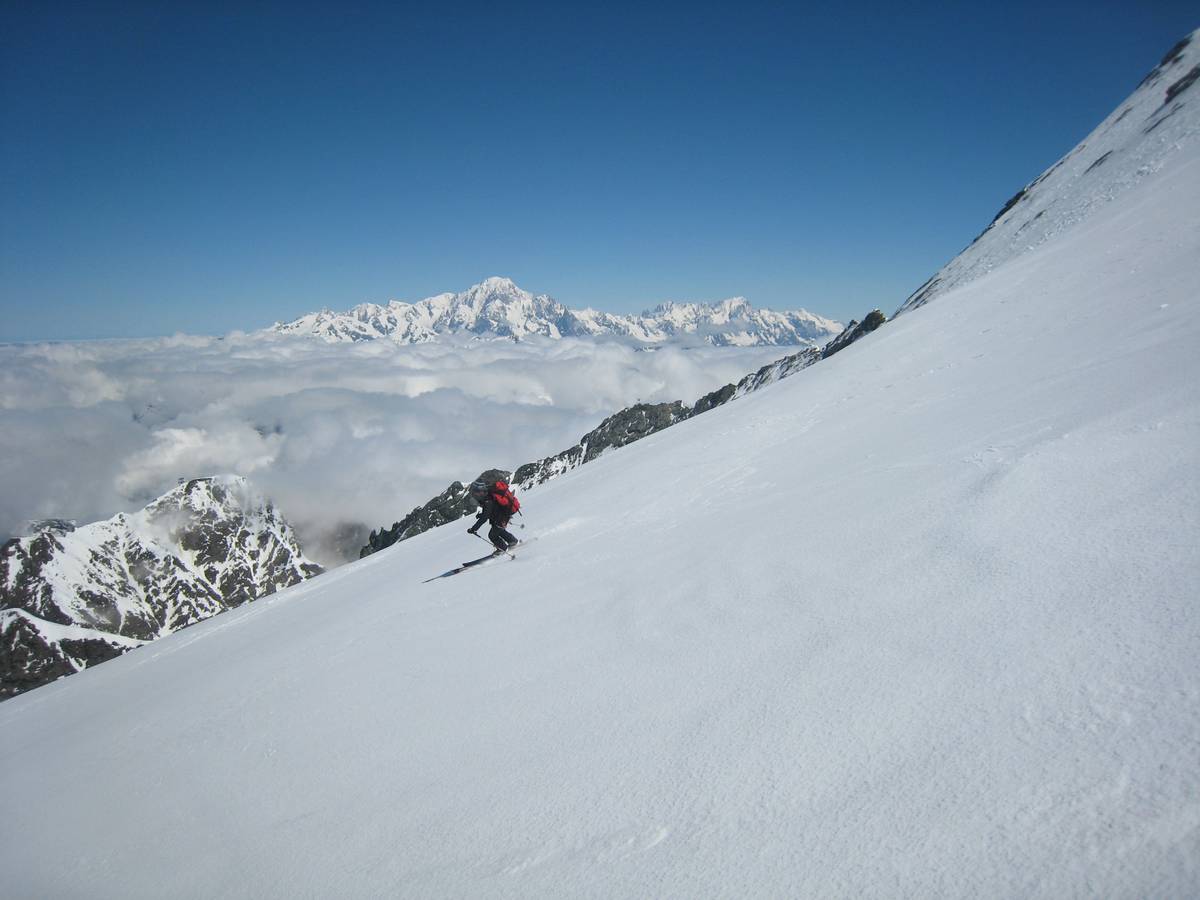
[473,529,515,558]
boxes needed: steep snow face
[272,276,843,347]
[900,29,1200,313]
[0,476,321,698]
[1,88,1196,895]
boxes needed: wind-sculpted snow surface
[1,71,1197,894]
[899,29,1200,314]
[273,276,843,347]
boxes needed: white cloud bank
[0,333,792,564]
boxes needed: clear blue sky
[1,1,1196,341]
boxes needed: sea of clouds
[0,332,792,565]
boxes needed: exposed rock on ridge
[821,310,887,359]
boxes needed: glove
[467,525,478,535]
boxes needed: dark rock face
[822,310,887,359]
[691,383,737,415]
[581,402,692,464]
[989,188,1028,227]
[1084,151,1114,174]
[0,610,140,700]
[513,403,694,491]
[1164,64,1199,105]
[732,347,822,396]
[0,613,78,700]
[0,476,322,700]
[24,519,76,536]
[1141,34,1192,87]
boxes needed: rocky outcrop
[0,610,140,700]
[821,310,887,359]
[730,347,823,399]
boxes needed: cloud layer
[0,333,789,564]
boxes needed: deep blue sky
[2,2,1196,340]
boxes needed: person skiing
[467,478,520,553]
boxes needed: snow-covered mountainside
[900,31,1200,312]
[272,276,843,347]
[2,32,1198,899]
[0,476,321,698]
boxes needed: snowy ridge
[0,476,321,698]
[900,29,1200,313]
[272,276,843,347]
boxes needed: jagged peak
[458,277,548,310]
[473,275,523,293]
[142,475,272,523]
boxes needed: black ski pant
[489,521,517,551]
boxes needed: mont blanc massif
[2,30,1198,899]
[270,276,843,346]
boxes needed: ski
[422,550,508,583]
[422,537,532,584]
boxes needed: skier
[467,478,520,553]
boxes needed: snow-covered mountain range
[0,476,321,698]
[2,29,1198,899]
[271,276,843,347]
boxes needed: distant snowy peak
[272,276,842,347]
[0,476,322,699]
[900,28,1200,314]
[633,297,841,346]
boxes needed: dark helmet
[469,479,490,499]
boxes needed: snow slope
[2,45,1199,900]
